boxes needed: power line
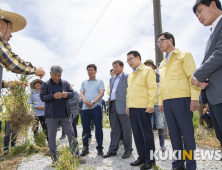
[65,0,113,70]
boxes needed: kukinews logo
[150,150,222,161]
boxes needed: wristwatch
[91,101,95,104]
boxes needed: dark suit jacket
[109,72,128,115]
[194,17,222,105]
[40,79,74,118]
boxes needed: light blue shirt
[29,90,45,116]
[165,50,174,63]
[80,78,105,110]
[110,72,123,101]
[133,64,142,73]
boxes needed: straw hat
[0,8,27,32]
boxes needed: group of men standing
[1,0,222,170]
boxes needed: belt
[110,100,116,103]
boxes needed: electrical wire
[65,0,113,70]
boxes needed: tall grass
[34,130,47,147]
[55,144,80,170]
[0,75,35,134]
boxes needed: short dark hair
[158,32,175,46]
[193,0,222,13]
[127,51,141,61]
[112,60,124,67]
[110,69,113,73]
[86,64,97,71]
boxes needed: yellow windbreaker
[158,48,200,105]
[126,64,157,108]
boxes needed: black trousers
[164,98,196,170]
[129,108,155,163]
[72,115,79,139]
[4,121,17,151]
[208,102,222,146]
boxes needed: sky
[0,0,211,100]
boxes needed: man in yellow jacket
[158,32,200,170]
[126,51,157,170]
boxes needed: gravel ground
[17,124,222,170]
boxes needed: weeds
[34,130,47,147]
[6,137,49,159]
[195,126,221,149]
[152,165,163,170]
[192,111,199,130]
[55,143,80,170]
[0,75,35,133]
[102,112,110,129]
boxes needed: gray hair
[50,65,63,74]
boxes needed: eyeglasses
[126,57,136,63]
[157,39,167,45]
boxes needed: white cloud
[0,2,11,11]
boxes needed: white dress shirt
[211,14,222,33]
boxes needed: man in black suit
[103,60,133,159]
[191,0,222,147]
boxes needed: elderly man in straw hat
[0,8,45,92]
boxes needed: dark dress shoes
[122,152,132,159]
[103,151,117,158]
[98,150,104,156]
[80,150,89,157]
[140,162,156,170]
[130,159,145,166]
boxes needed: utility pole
[152,0,170,139]
[153,0,163,66]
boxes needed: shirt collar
[133,64,142,73]
[88,77,97,81]
[165,50,174,59]
[50,78,62,84]
[114,72,123,78]
[211,14,222,33]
